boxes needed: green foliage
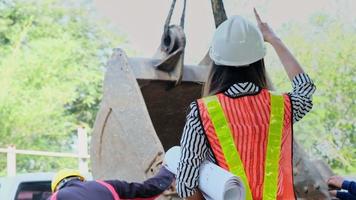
[0,0,124,174]
[270,13,356,173]
[0,155,5,176]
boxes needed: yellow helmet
[51,169,85,192]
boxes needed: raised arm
[254,8,316,123]
[254,8,304,81]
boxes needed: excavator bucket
[91,0,209,184]
[90,48,208,183]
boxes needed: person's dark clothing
[48,166,174,200]
[337,180,356,200]
[106,166,174,199]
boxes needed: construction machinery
[90,1,333,199]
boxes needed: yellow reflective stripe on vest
[263,93,285,200]
[203,96,253,200]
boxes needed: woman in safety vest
[176,9,316,200]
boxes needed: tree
[0,0,124,175]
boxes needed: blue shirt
[337,180,356,200]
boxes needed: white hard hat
[209,15,266,66]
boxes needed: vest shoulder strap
[202,95,253,200]
[96,180,120,200]
[50,191,58,200]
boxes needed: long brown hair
[203,59,272,96]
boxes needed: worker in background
[328,176,356,200]
[48,166,174,200]
[176,9,316,200]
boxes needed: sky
[93,0,355,64]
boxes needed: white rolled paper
[165,146,246,200]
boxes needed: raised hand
[253,8,305,80]
[253,8,279,44]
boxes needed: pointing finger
[253,8,263,24]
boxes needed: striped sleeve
[289,73,316,123]
[176,101,210,198]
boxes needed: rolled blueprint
[165,146,246,200]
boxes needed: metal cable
[180,0,187,29]
[164,0,177,35]
[164,0,187,33]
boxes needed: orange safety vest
[197,89,295,200]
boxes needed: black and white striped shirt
[176,73,316,198]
